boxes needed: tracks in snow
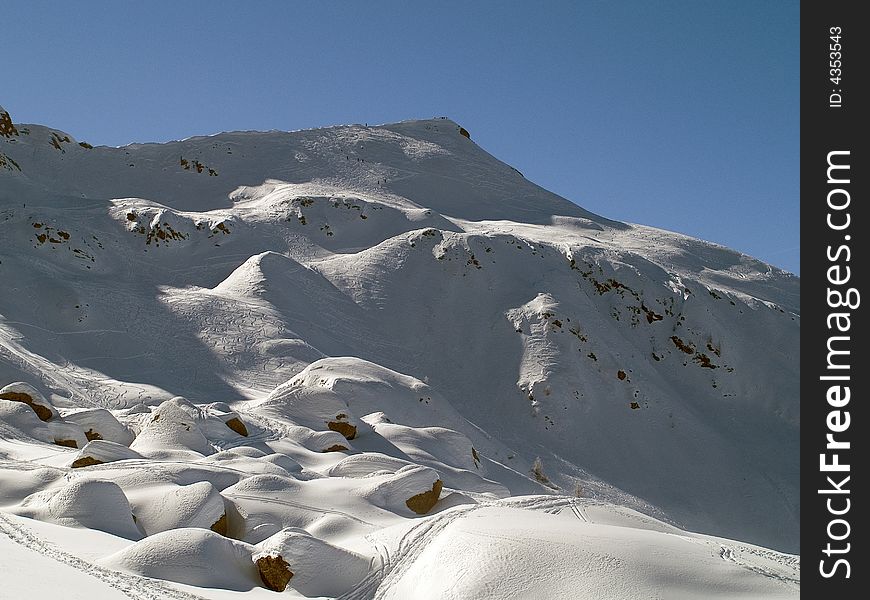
[0,512,207,600]
[340,495,592,600]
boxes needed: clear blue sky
[4,0,799,274]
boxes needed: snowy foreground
[0,105,798,598]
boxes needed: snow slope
[1,104,798,597]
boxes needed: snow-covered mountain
[0,104,799,598]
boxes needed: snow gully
[818,150,857,579]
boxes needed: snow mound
[14,479,141,540]
[220,474,306,543]
[0,382,57,422]
[363,464,443,515]
[98,528,258,590]
[265,357,468,432]
[69,439,143,468]
[0,466,66,505]
[327,452,415,478]
[197,448,299,478]
[378,506,799,600]
[46,420,87,449]
[365,417,509,497]
[0,390,88,449]
[60,408,134,445]
[129,399,213,458]
[125,480,226,536]
[253,527,370,595]
[257,371,362,441]
[0,399,53,443]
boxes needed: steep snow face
[0,107,799,597]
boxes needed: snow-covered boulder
[60,408,135,445]
[0,382,57,422]
[253,527,370,595]
[0,399,53,443]
[98,528,258,590]
[256,375,362,441]
[125,481,227,536]
[69,439,143,468]
[130,399,213,458]
[364,464,444,515]
[15,479,141,539]
[46,420,88,449]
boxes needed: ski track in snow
[0,512,207,600]
[342,496,590,600]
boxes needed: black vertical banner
[802,1,867,596]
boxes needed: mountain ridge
[0,104,799,597]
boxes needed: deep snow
[0,105,798,597]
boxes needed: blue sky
[4,0,799,274]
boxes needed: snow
[0,106,798,597]
[99,528,259,590]
[253,527,371,597]
[0,524,131,600]
[377,506,799,600]
[12,479,142,539]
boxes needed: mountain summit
[0,107,799,597]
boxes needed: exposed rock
[47,420,88,449]
[252,527,370,596]
[211,513,228,536]
[405,479,443,515]
[62,408,134,445]
[71,456,103,468]
[69,439,143,469]
[670,335,695,354]
[256,554,294,592]
[127,481,226,536]
[84,429,103,441]
[0,382,55,421]
[327,420,357,440]
[0,106,18,138]
[322,444,348,453]
[0,399,53,443]
[225,417,249,437]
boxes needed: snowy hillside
[0,104,799,598]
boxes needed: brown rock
[617,370,627,380]
[630,402,640,410]
[256,555,294,592]
[54,439,78,448]
[85,428,103,441]
[405,479,443,515]
[225,417,248,437]
[327,421,357,440]
[0,391,52,421]
[322,444,348,453]
[71,456,104,468]
[0,109,18,138]
[210,513,228,536]
[670,335,694,354]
